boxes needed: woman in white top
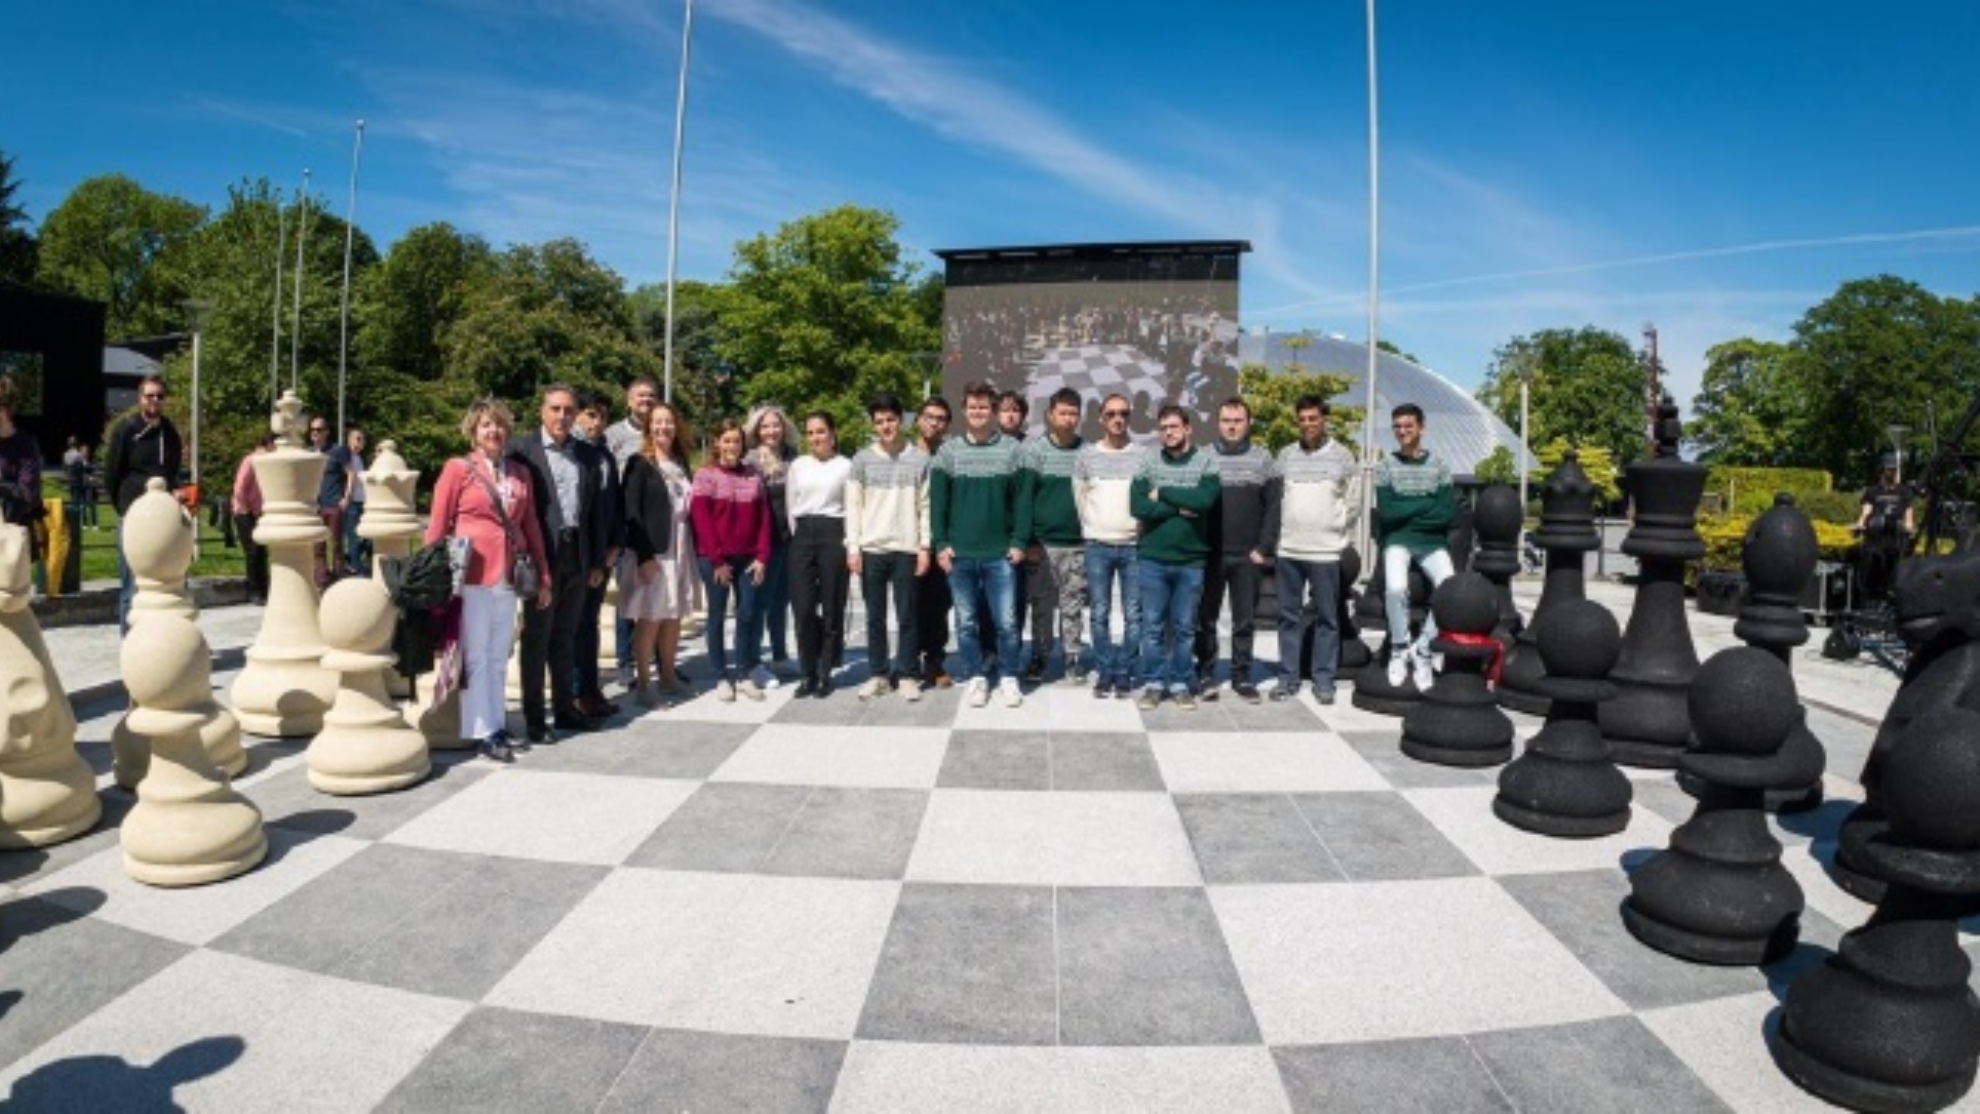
[785,410,853,697]
[619,402,702,703]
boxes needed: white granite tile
[1637,991,1836,1114]
[906,789,1201,886]
[1151,732,1387,793]
[951,682,1147,734]
[830,1043,1292,1113]
[382,769,696,865]
[1403,785,1676,875]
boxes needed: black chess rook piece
[1494,598,1633,836]
[1774,705,1980,1113]
[1622,647,1805,965]
[1498,453,1599,716]
[1402,573,1515,767]
[1602,404,1708,768]
[1470,483,1525,654]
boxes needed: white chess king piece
[0,524,100,848]
[308,577,430,794]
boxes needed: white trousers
[1382,545,1455,652]
[460,583,518,740]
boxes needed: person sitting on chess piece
[1376,403,1457,692]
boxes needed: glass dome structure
[1236,330,1533,476]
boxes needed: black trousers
[574,578,606,698]
[790,516,849,678]
[862,550,920,679]
[1194,555,1263,680]
[234,513,269,602]
[521,543,587,728]
[917,561,952,668]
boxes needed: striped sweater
[1266,438,1361,561]
[1130,446,1220,566]
[1074,441,1145,545]
[1207,439,1276,556]
[845,442,931,554]
[1374,449,1455,557]
[1018,433,1086,547]
[930,431,1024,559]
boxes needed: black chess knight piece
[1832,541,1980,903]
[1602,404,1708,768]
[1622,647,1805,965]
[1401,573,1515,767]
[1470,483,1524,655]
[1498,454,1599,716]
[1774,705,1980,1113]
[1494,598,1633,837]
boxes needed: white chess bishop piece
[120,613,267,886]
[0,524,100,848]
[230,391,338,736]
[111,478,246,787]
[307,577,430,794]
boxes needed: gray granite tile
[1293,792,1479,881]
[1173,794,1344,885]
[599,1029,846,1113]
[211,844,608,998]
[937,731,1049,790]
[1274,1038,1512,1113]
[1631,778,1702,827]
[0,792,129,888]
[761,788,928,880]
[252,757,493,842]
[1340,730,1501,789]
[0,891,193,1067]
[1468,1015,1732,1113]
[857,883,1056,1044]
[623,783,812,873]
[1051,732,1165,791]
[377,1006,647,1113]
[521,719,752,780]
[1057,887,1260,1045]
[771,693,869,726]
[1138,698,1236,731]
[859,689,965,728]
[1226,696,1328,732]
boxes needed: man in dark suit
[507,384,613,743]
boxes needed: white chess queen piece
[120,613,267,886]
[0,523,100,848]
[307,576,431,794]
[111,477,246,788]
[230,391,338,736]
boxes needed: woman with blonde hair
[745,403,796,685]
[620,401,701,705]
[425,398,551,762]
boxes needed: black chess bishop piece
[1494,597,1633,837]
[1622,647,1805,965]
[1498,453,1599,716]
[1401,572,1515,767]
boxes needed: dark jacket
[1208,438,1275,557]
[505,430,612,575]
[621,454,677,563]
[104,414,182,515]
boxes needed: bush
[1703,466,1832,516]
[1696,512,1857,576]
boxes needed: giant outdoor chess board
[1026,343,1208,420]
[1,613,1972,1113]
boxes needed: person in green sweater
[931,381,1027,709]
[1019,388,1089,683]
[1375,403,1457,691]
[1131,404,1220,710]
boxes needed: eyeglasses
[1102,409,1130,419]
[142,393,165,401]
[1159,422,1187,432]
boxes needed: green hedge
[1703,467,1833,516]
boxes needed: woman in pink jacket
[426,399,551,762]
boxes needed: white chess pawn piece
[308,577,431,794]
[120,614,267,887]
[0,524,100,848]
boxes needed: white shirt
[786,454,851,528]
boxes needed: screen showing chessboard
[940,245,1242,444]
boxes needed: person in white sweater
[1074,392,1147,699]
[786,411,854,697]
[846,393,932,701]
[1261,395,1362,705]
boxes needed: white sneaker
[1411,650,1435,692]
[966,678,990,708]
[858,676,892,700]
[750,664,779,691]
[616,664,635,689]
[738,677,765,701]
[897,677,923,702]
[1000,678,1023,707]
[715,679,737,703]
[1386,652,1408,687]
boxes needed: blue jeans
[1138,560,1204,693]
[947,556,1019,683]
[698,556,761,678]
[1085,543,1142,684]
[749,542,791,664]
[1276,558,1341,689]
[344,501,370,575]
[116,518,134,635]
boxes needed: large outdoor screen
[939,243,1244,443]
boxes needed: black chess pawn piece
[1494,598,1634,836]
[1470,483,1524,654]
[1602,403,1708,768]
[1499,453,1600,716]
[1774,705,1980,1112]
[1401,573,1515,767]
[1622,647,1806,964]
[1833,543,1980,903]
[1732,494,1826,813]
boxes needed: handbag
[464,457,541,597]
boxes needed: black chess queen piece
[1402,572,1515,767]
[1602,404,1708,768]
[1622,647,1805,965]
[1470,483,1525,655]
[1774,705,1980,1113]
[1499,453,1600,716]
[1729,494,1827,813]
[1494,598,1633,837]
[1832,542,1980,903]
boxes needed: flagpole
[270,186,288,411]
[337,120,365,435]
[662,0,695,404]
[1360,0,1382,560]
[291,169,311,393]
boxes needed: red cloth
[231,451,264,516]
[689,463,772,566]
[1442,632,1506,688]
[425,454,550,589]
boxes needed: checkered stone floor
[1026,343,1208,418]
[3,633,1976,1111]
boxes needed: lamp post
[1518,350,1536,528]
[1360,0,1382,563]
[1888,424,1911,485]
[182,298,215,559]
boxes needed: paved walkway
[0,579,1952,1112]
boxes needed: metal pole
[337,120,365,436]
[291,169,311,393]
[1519,372,1530,514]
[270,190,287,411]
[1360,0,1381,563]
[191,324,201,560]
[661,0,696,405]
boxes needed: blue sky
[8,0,1978,408]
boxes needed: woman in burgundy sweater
[689,419,771,702]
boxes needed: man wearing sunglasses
[1074,393,1146,699]
[104,374,182,632]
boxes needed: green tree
[1688,338,1800,465]
[0,150,36,287]
[1534,438,1622,505]
[718,204,941,438]
[1237,364,1360,455]
[355,222,494,384]
[1474,444,1518,486]
[1476,327,1647,466]
[630,278,733,426]
[36,173,207,337]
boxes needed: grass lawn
[39,479,246,583]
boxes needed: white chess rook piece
[308,577,431,794]
[0,524,100,848]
